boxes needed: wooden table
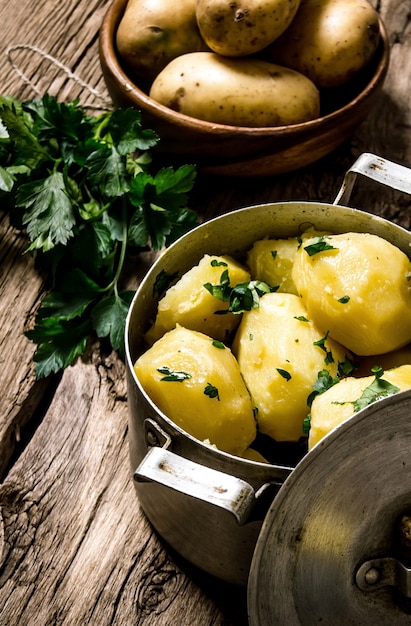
[1,1,410,623]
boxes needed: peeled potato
[232,292,351,442]
[292,232,411,356]
[145,254,250,345]
[134,325,256,455]
[309,364,411,449]
[247,229,330,294]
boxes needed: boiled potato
[232,292,352,442]
[134,325,256,455]
[308,364,411,449]
[149,52,320,127]
[265,0,380,88]
[196,0,301,57]
[247,229,330,294]
[145,254,250,345]
[292,232,411,355]
[116,0,208,82]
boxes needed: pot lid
[248,388,411,625]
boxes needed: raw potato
[196,0,301,57]
[149,52,320,127]
[247,229,329,294]
[116,0,208,82]
[308,364,411,449]
[134,325,256,455]
[265,0,381,88]
[292,232,411,355]
[145,254,250,345]
[232,292,351,442]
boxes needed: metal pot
[125,153,411,613]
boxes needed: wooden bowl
[99,0,390,178]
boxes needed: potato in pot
[134,325,257,455]
[292,232,411,356]
[232,292,352,442]
[149,52,320,127]
[145,254,250,345]
[308,364,411,449]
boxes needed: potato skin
[292,232,411,355]
[308,364,411,449]
[149,52,320,127]
[232,292,351,442]
[116,0,208,82]
[134,325,256,455]
[265,0,381,88]
[196,0,301,57]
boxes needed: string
[6,43,113,110]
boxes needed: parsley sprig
[0,94,198,378]
[204,269,276,314]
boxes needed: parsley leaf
[204,383,220,400]
[304,236,337,256]
[157,367,191,382]
[352,366,400,412]
[204,270,276,314]
[0,95,198,377]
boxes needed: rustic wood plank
[0,358,247,625]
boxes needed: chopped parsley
[295,315,309,322]
[352,366,400,412]
[212,340,225,349]
[210,259,228,267]
[157,367,191,382]
[307,369,340,407]
[277,368,291,381]
[204,382,220,400]
[271,250,277,259]
[304,236,337,257]
[337,295,350,304]
[313,331,334,365]
[203,269,276,314]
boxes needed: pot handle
[134,446,259,525]
[333,153,411,206]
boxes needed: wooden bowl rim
[99,0,390,138]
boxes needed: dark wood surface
[1,1,411,624]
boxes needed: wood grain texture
[0,0,411,623]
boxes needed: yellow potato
[247,229,330,294]
[232,292,352,442]
[308,364,411,449]
[145,254,250,345]
[265,0,381,88]
[292,232,411,355]
[149,52,320,127]
[116,0,208,82]
[196,0,301,57]
[134,325,256,455]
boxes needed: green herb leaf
[212,340,225,349]
[307,369,340,407]
[352,367,400,412]
[338,295,350,304]
[204,382,220,400]
[1,95,198,377]
[277,368,291,381]
[157,366,191,382]
[304,236,337,257]
[204,271,275,314]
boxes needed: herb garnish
[277,368,291,381]
[204,269,276,314]
[212,340,225,349]
[337,295,350,304]
[204,382,220,400]
[351,366,400,412]
[307,369,340,407]
[313,331,334,365]
[0,94,198,378]
[304,236,337,256]
[157,367,191,382]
